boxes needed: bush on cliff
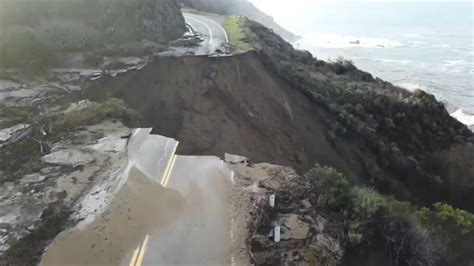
[0,26,58,71]
[52,99,140,133]
[332,56,356,75]
[306,165,353,210]
[38,20,101,52]
[306,165,445,263]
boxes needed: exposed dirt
[85,53,364,176]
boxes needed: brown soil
[86,52,364,176]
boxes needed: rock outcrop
[0,0,186,46]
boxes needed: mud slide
[41,165,185,265]
[42,127,237,265]
[86,52,362,175]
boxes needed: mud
[41,166,185,265]
[85,53,361,175]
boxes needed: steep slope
[0,0,186,49]
[85,21,474,213]
[85,53,360,175]
[246,20,474,210]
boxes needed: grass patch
[419,202,474,233]
[52,99,140,133]
[223,16,256,54]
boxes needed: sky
[249,0,474,35]
[250,0,474,18]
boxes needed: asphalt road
[41,130,235,265]
[183,12,230,55]
[139,155,233,265]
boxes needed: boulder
[42,149,95,167]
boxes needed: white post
[274,225,281,243]
[269,194,275,207]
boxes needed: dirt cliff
[85,53,362,175]
[85,30,474,213]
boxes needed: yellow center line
[135,235,150,266]
[129,141,179,266]
[162,154,178,187]
[129,246,140,266]
[160,142,179,186]
[129,234,150,266]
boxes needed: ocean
[252,1,474,128]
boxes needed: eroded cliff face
[85,32,474,213]
[98,0,186,44]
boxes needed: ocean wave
[351,56,416,65]
[443,59,470,66]
[451,109,474,128]
[298,33,404,49]
[430,43,451,48]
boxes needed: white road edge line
[184,15,213,40]
[162,154,178,187]
[198,15,229,43]
[155,139,170,182]
[160,142,179,186]
[186,22,197,34]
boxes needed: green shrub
[332,56,356,75]
[38,19,101,51]
[419,202,474,233]
[0,26,58,71]
[352,186,389,220]
[306,165,353,209]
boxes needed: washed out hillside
[1,0,473,265]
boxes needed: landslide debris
[85,54,350,174]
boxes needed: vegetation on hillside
[307,164,474,265]
[52,99,140,133]
[223,16,256,54]
[0,0,185,71]
[0,26,59,71]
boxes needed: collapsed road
[40,128,236,265]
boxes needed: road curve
[183,12,229,55]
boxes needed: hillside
[1,1,473,265]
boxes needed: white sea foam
[451,109,474,128]
[443,59,469,67]
[297,33,404,49]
